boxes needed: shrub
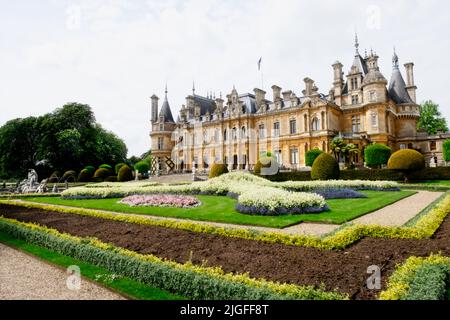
[105,176,118,182]
[99,164,113,171]
[388,149,425,171]
[115,163,127,175]
[118,165,133,182]
[48,171,61,183]
[364,144,392,168]
[311,153,340,180]
[443,140,450,162]
[305,149,323,167]
[209,163,229,178]
[264,171,312,182]
[77,169,92,182]
[61,170,77,182]
[254,156,279,176]
[134,161,150,175]
[93,168,110,182]
[84,166,95,175]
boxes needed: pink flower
[119,194,201,208]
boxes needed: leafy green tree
[417,100,448,134]
[443,140,450,162]
[364,144,392,168]
[329,137,346,161]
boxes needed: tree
[443,140,450,162]
[417,100,448,135]
[329,137,346,161]
[364,144,392,168]
[305,149,323,167]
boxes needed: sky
[0,0,449,157]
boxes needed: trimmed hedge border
[0,193,61,199]
[0,217,345,300]
[1,192,449,250]
[380,254,450,300]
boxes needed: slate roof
[388,52,414,104]
[159,95,175,122]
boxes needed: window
[351,78,358,90]
[321,112,325,130]
[241,126,246,139]
[430,141,437,151]
[223,129,227,141]
[351,95,359,105]
[352,115,361,133]
[232,127,237,140]
[290,119,297,134]
[400,144,406,150]
[290,148,299,165]
[311,117,320,131]
[203,130,208,144]
[304,115,308,132]
[159,124,163,131]
[274,150,282,164]
[369,91,376,102]
[273,122,280,137]
[371,112,378,127]
[215,129,220,143]
[259,124,265,138]
[157,137,163,150]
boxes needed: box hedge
[364,144,392,168]
[311,153,340,180]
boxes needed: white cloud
[0,0,449,157]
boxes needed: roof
[159,95,175,122]
[351,54,368,76]
[388,52,414,104]
[188,94,216,116]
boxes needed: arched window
[311,117,320,131]
[232,127,237,140]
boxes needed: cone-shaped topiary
[77,169,92,182]
[208,163,229,178]
[311,153,340,180]
[305,149,323,167]
[388,149,425,171]
[118,164,133,182]
[364,144,392,168]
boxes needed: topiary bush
[388,149,425,171]
[84,166,95,175]
[134,161,150,174]
[364,144,392,168]
[311,153,340,180]
[93,168,110,182]
[99,164,113,172]
[115,163,127,175]
[48,171,61,183]
[305,149,324,167]
[443,139,450,162]
[209,163,229,178]
[77,169,92,182]
[118,165,133,182]
[61,170,77,182]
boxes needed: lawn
[409,180,450,186]
[0,232,185,300]
[26,190,415,228]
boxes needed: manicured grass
[25,190,415,228]
[0,232,185,300]
[411,180,450,185]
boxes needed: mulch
[0,204,449,300]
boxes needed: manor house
[150,38,449,173]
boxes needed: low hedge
[0,217,345,300]
[380,254,450,300]
[264,167,450,182]
[3,192,449,250]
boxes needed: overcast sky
[1,0,449,157]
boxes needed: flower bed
[280,180,400,192]
[119,194,201,208]
[310,188,367,199]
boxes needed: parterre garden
[1,149,450,300]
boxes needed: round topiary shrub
[77,169,92,182]
[311,153,340,180]
[443,139,450,162]
[364,144,392,168]
[387,149,425,171]
[99,164,113,172]
[134,161,150,174]
[84,166,95,175]
[118,165,133,182]
[48,171,61,183]
[61,170,77,182]
[93,168,110,182]
[254,155,279,176]
[305,149,324,167]
[115,163,127,174]
[208,163,229,178]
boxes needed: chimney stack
[271,85,282,101]
[253,88,266,107]
[302,78,315,96]
[404,62,417,103]
[282,90,292,101]
[151,95,159,123]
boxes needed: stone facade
[150,39,448,173]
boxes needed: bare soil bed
[1,204,449,300]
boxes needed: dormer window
[351,78,358,90]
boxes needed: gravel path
[0,243,125,300]
[15,190,443,238]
